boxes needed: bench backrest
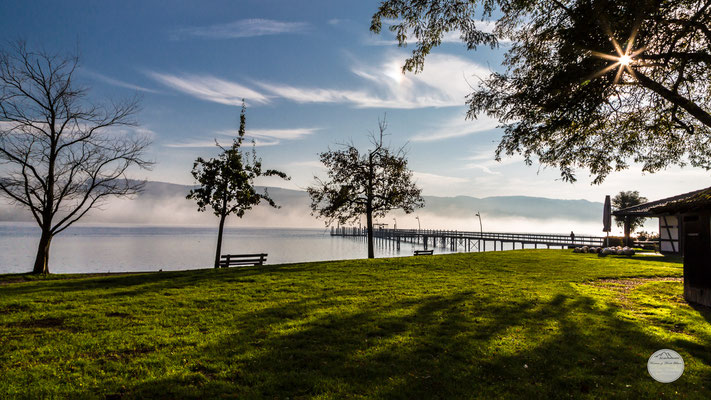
[220,253,267,267]
[414,250,434,255]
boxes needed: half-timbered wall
[659,215,681,254]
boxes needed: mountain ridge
[0,180,604,227]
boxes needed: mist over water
[0,223,451,274]
[0,220,617,274]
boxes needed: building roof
[612,186,711,217]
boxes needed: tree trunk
[214,212,227,268]
[32,229,52,274]
[366,208,374,259]
[623,216,631,247]
[366,153,375,259]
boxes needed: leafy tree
[612,190,648,245]
[0,42,151,274]
[187,102,289,268]
[308,118,424,258]
[371,0,711,183]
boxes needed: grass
[1,250,709,399]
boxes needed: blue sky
[2,0,710,203]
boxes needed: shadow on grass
[114,290,702,399]
[622,254,683,264]
[0,263,319,298]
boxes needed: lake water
[1,223,473,274]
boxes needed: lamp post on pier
[475,211,483,251]
[415,215,421,232]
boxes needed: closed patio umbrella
[603,195,611,246]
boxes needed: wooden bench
[219,253,267,267]
[414,250,434,256]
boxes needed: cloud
[254,82,371,105]
[410,111,500,142]
[147,52,488,110]
[256,52,490,109]
[460,147,524,174]
[414,172,469,185]
[163,127,318,148]
[174,19,309,39]
[82,69,159,93]
[147,72,271,105]
[163,138,279,148]
[246,128,318,141]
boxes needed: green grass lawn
[1,250,710,399]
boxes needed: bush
[636,231,659,241]
[604,236,624,247]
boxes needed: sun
[588,23,647,84]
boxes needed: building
[613,186,711,307]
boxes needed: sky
[2,0,711,204]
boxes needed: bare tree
[308,117,424,258]
[0,42,152,274]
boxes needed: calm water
[1,223,467,274]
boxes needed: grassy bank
[1,250,709,399]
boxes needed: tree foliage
[372,0,711,183]
[187,102,288,268]
[612,190,648,232]
[308,118,424,258]
[0,42,152,274]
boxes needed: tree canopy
[612,190,648,243]
[187,102,288,268]
[371,0,711,183]
[308,118,424,258]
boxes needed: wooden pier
[330,227,605,252]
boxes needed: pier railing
[330,226,606,251]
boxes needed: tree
[0,42,152,274]
[308,118,424,258]
[612,190,648,246]
[371,0,711,183]
[187,102,289,268]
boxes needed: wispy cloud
[147,72,271,106]
[217,127,318,142]
[410,111,499,142]
[414,171,469,185]
[460,147,523,174]
[248,128,317,141]
[174,19,309,39]
[164,127,318,148]
[257,52,490,109]
[147,52,488,110]
[82,69,159,93]
[163,138,280,148]
[254,82,370,105]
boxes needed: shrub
[604,236,624,247]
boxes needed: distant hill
[421,194,601,221]
[0,180,604,229]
